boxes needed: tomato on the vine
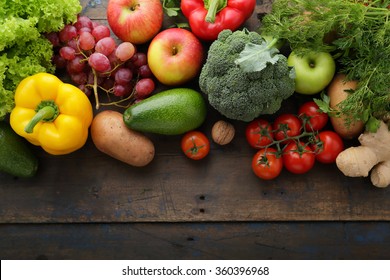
[252,148,283,180]
[245,119,274,149]
[298,101,329,131]
[272,114,302,142]
[312,131,344,164]
[283,141,315,174]
[181,131,210,160]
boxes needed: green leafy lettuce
[0,0,82,119]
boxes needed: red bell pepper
[181,0,256,41]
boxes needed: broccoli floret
[199,29,295,122]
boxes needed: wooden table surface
[1,0,390,260]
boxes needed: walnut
[211,120,235,145]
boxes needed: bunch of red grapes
[47,16,155,108]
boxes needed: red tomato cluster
[247,101,344,180]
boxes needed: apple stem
[205,0,226,23]
[172,46,178,55]
[130,3,140,11]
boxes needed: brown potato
[327,73,365,139]
[91,110,155,167]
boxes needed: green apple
[287,51,336,95]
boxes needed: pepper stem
[205,0,226,23]
[24,100,59,133]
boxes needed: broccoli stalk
[199,29,295,122]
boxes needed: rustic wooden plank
[1,122,389,223]
[1,222,390,260]
[2,0,390,223]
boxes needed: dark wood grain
[1,0,390,224]
[2,0,390,261]
[1,222,390,260]
[2,134,390,223]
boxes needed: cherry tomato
[298,101,329,131]
[283,141,315,174]
[312,131,344,164]
[272,114,302,142]
[181,131,210,160]
[245,119,274,149]
[252,148,283,180]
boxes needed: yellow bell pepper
[10,73,93,155]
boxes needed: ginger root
[336,121,390,188]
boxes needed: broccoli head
[199,29,295,122]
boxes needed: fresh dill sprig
[260,0,390,132]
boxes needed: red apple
[147,28,204,86]
[107,0,163,44]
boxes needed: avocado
[0,121,38,178]
[123,88,207,135]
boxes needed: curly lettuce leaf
[4,38,55,90]
[0,89,14,120]
[1,0,81,33]
[0,17,40,52]
[0,57,14,119]
[0,38,55,120]
[0,0,81,119]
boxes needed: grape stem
[91,63,134,109]
[99,87,136,108]
[88,75,140,109]
[91,68,100,110]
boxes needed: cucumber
[123,88,207,135]
[0,122,38,178]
